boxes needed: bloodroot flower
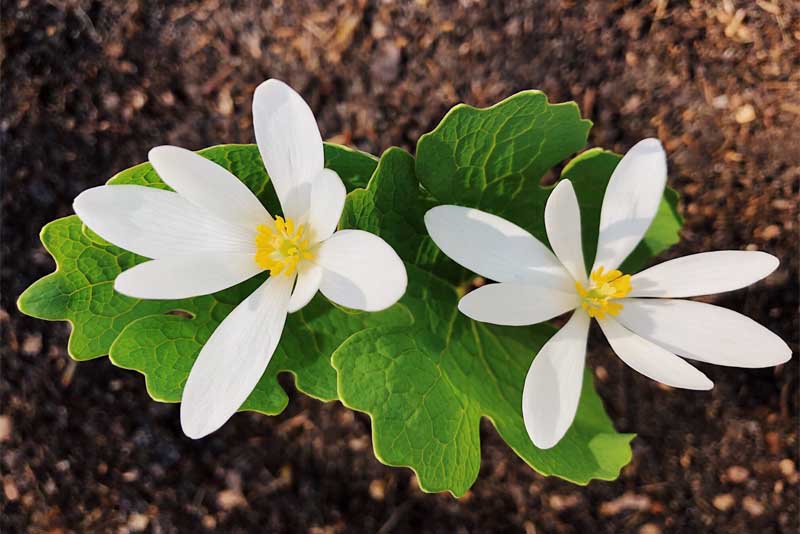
[74,79,407,438]
[424,138,790,449]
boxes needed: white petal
[458,282,579,326]
[316,230,407,312]
[424,205,572,285]
[523,311,590,449]
[73,185,256,259]
[306,168,346,243]
[253,79,323,220]
[287,262,323,313]
[545,180,587,283]
[629,251,779,298]
[114,254,263,300]
[616,298,791,368]
[599,316,713,390]
[592,138,667,272]
[180,274,294,439]
[149,145,270,229]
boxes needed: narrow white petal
[148,145,271,229]
[616,298,791,368]
[545,180,587,283]
[629,251,779,298]
[180,275,294,439]
[593,138,667,272]
[458,282,579,326]
[424,205,573,285]
[523,311,590,449]
[73,185,256,259]
[114,254,263,300]
[253,79,323,220]
[316,230,407,311]
[306,168,346,243]
[599,316,713,390]
[287,262,323,313]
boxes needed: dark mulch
[2,1,797,532]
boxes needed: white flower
[73,79,407,438]
[424,138,790,450]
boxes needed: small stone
[129,90,148,110]
[713,493,735,511]
[201,515,217,529]
[217,87,234,116]
[549,493,581,511]
[127,514,150,532]
[43,479,57,495]
[742,496,765,517]
[764,431,780,454]
[595,366,609,382]
[712,95,729,109]
[734,104,756,124]
[3,478,19,501]
[217,489,247,510]
[761,225,781,240]
[779,459,795,477]
[726,465,749,484]
[348,437,369,451]
[0,416,12,442]
[160,91,175,106]
[21,334,42,355]
[368,479,386,501]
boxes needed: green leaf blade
[334,267,634,496]
[416,91,591,214]
[18,143,391,414]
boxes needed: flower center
[575,266,632,319]
[254,216,314,277]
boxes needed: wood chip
[0,416,12,442]
[742,496,765,517]
[725,465,750,484]
[600,492,651,516]
[735,104,756,124]
[713,493,735,511]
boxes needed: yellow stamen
[254,215,314,277]
[575,265,632,319]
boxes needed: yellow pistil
[575,266,632,320]
[254,216,314,277]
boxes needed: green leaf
[415,91,681,275]
[17,143,413,413]
[331,93,683,494]
[559,148,683,274]
[110,281,410,414]
[106,143,377,210]
[339,147,465,283]
[333,266,633,497]
[18,216,179,359]
[416,90,591,227]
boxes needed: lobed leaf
[334,265,634,496]
[17,143,411,414]
[332,92,682,494]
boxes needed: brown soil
[2,1,798,532]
